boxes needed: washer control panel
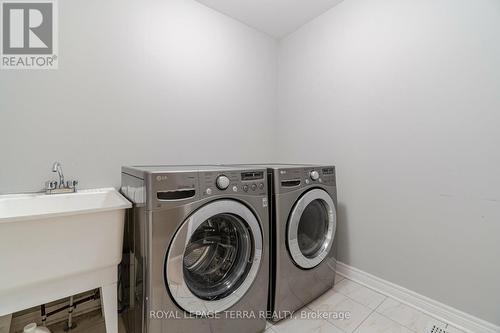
[149,171,199,210]
[126,165,269,210]
[202,169,267,197]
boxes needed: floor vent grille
[429,325,450,333]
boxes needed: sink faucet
[46,162,78,194]
[52,162,64,188]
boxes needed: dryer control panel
[275,166,336,194]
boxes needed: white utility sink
[0,188,131,333]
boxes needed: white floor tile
[308,289,372,333]
[442,325,467,333]
[355,312,414,333]
[376,298,444,333]
[333,279,387,310]
[270,309,343,333]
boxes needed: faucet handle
[66,180,79,189]
[45,180,58,190]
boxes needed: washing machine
[120,165,269,333]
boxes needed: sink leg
[100,283,118,333]
[0,314,12,333]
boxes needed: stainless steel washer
[120,166,269,333]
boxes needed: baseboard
[336,262,500,333]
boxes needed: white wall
[2,0,499,326]
[0,0,277,194]
[277,0,500,325]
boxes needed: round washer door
[287,189,336,269]
[165,200,262,315]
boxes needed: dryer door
[165,200,262,315]
[287,189,337,269]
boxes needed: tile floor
[45,274,466,333]
[266,274,465,333]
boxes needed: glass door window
[288,189,336,269]
[297,199,330,258]
[183,213,253,301]
[166,200,263,315]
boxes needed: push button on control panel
[251,184,257,191]
[259,183,264,190]
[243,184,249,192]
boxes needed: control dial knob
[216,175,230,190]
[310,170,320,181]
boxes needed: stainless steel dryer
[267,164,337,320]
[231,164,337,321]
[120,165,269,333]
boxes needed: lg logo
[1,0,58,69]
